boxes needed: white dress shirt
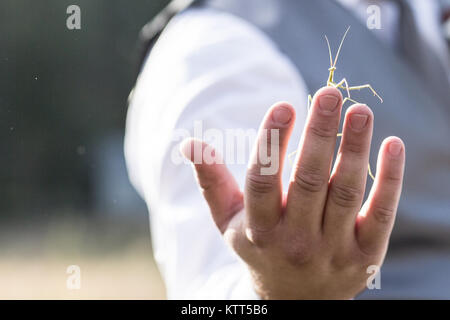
[125,0,447,299]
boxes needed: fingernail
[349,113,368,130]
[319,94,339,112]
[388,141,402,156]
[272,106,292,124]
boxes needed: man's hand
[180,86,405,299]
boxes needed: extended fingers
[245,102,296,234]
[180,138,243,233]
[285,86,343,234]
[357,137,405,256]
[324,104,373,245]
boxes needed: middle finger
[285,86,342,235]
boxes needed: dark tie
[442,1,450,43]
[396,0,450,100]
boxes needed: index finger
[245,102,296,236]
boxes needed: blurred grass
[0,215,166,299]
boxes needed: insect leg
[345,84,383,103]
[288,150,297,166]
[307,94,313,112]
[343,97,361,105]
[367,163,375,180]
[332,78,363,105]
[332,78,351,100]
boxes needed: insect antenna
[333,26,351,68]
[324,35,333,68]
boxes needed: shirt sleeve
[124,7,308,299]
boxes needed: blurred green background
[0,0,169,298]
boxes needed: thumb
[180,138,243,233]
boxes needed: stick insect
[289,26,383,180]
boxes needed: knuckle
[246,171,278,195]
[225,228,254,261]
[385,174,402,185]
[330,253,354,271]
[197,173,225,192]
[245,225,276,248]
[227,230,248,252]
[308,122,338,140]
[343,141,366,155]
[282,233,314,266]
[330,183,362,208]
[293,165,326,193]
[372,205,395,224]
